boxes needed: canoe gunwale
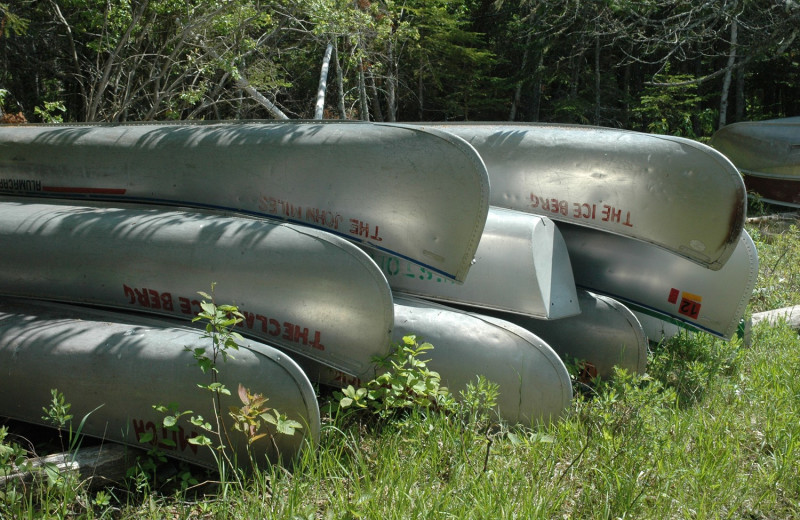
[0,121,491,282]
[0,297,322,469]
[420,123,747,272]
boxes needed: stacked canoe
[710,116,800,208]
[0,120,757,468]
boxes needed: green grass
[3,220,800,519]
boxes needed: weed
[140,286,301,496]
[335,335,455,422]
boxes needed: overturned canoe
[633,311,690,344]
[0,197,393,378]
[298,295,573,425]
[558,223,758,339]
[0,297,320,470]
[472,291,647,379]
[0,120,489,281]
[710,117,800,208]
[418,123,746,270]
[366,207,580,319]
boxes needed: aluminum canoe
[0,297,320,470]
[0,120,490,282]
[0,197,393,378]
[417,122,746,270]
[366,207,580,319]
[633,311,690,344]
[471,291,647,379]
[558,223,758,340]
[297,295,573,425]
[710,117,800,207]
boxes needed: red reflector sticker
[668,288,680,304]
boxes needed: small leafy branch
[140,286,300,492]
[336,335,454,420]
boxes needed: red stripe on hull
[42,186,127,195]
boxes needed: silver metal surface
[0,197,393,378]
[633,311,690,345]
[559,222,758,339]
[0,120,490,282]
[296,295,573,425]
[418,122,746,270]
[710,117,800,178]
[0,297,320,469]
[475,291,647,378]
[366,207,580,319]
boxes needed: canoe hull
[559,223,758,339]
[366,207,580,319]
[741,173,800,208]
[0,197,393,378]
[0,298,320,469]
[420,123,746,270]
[710,117,800,177]
[711,117,800,208]
[0,121,490,281]
[472,291,647,379]
[297,295,573,425]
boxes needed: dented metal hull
[419,123,746,270]
[366,207,580,319]
[0,120,490,281]
[0,197,393,378]
[473,291,647,379]
[558,223,758,339]
[710,117,800,208]
[297,295,573,425]
[0,297,320,469]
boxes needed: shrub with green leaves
[335,335,455,420]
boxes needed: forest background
[0,0,799,137]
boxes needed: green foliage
[748,221,800,313]
[335,335,455,420]
[648,331,743,407]
[33,101,66,123]
[0,426,31,513]
[0,2,29,37]
[633,73,716,138]
[41,388,73,430]
[138,285,300,496]
[229,384,303,444]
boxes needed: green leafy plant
[336,335,455,420]
[0,426,31,512]
[142,285,300,494]
[33,100,66,123]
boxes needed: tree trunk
[386,38,397,122]
[235,76,289,119]
[735,60,746,123]
[314,42,334,119]
[719,20,738,128]
[509,32,532,122]
[594,35,601,125]
[368,72,384,122]
[530,51,544,122]
[87,0,149,121]
[334,44,347,119]
[417,56,425,120]
[358,57,369,121]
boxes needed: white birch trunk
[719,20,738,128]
[314,42,334,119]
